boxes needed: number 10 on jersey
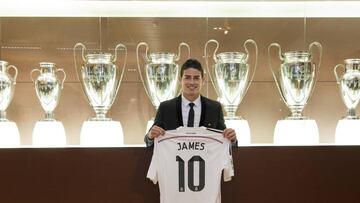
[176,155,205,192]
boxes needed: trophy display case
[1,1,360,146]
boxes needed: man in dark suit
[145,58,236,147]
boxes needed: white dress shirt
[181,95,201,127]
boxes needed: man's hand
[223,128,237,142]
[148,125,165,140]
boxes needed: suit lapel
[200,96,206,126]
[176,95,183,126]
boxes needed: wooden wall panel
[0,147,359,203]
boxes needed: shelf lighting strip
[0,1,360,18]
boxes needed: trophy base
[224,116,244,120]
[287,107,307,120]
[285,116,310,120]
[223,107,239,120]
[89,117,112,121]
[92,107,111,121]
[342,115,360,120]
[343,109,359,120]
[0,111,9,122]
[0,118,10,122]
[43,112,56,121]
[41,118,57,122]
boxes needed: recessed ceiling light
[213,27,224,30]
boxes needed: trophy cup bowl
[137,42,190,132]
[213,52,250,119]
[205,39,257,120]
[74,43,127,121]
[136,42,190,110]
[0,60,18,122]
[268,42,322,119]
[81,53,117,121]
[334,59,360,119]
[144,52,179,108]
[205,39,258,145]
[31,62,66,121]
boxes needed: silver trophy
[30,62,66,121]
[268,42,322,119]
[136,42,190,110]
[0,61,18,122]
[204,39,258,119]
[334,59,360,119]
[74,43,127,121]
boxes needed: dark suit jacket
[144,95,226,146]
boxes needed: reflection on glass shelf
[0,121,20,147]
[80,121,124,147]
[274,120,319,145]
[225,119,251,146]
[32,121,66,147]
[335,120,360,145]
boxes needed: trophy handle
[308,41,323,100]
[334,64,344,84]
[113,43,128,88]
[112,43,127,63]
[175,42,191,61]
[136,42,152,102]
[243,39,258,98]
[30,68,41,83]
[268,43,287,103]
[74,43,86,61]
[73,43,87,83]
[55,68,67,89]
[268,43,283,77]
[308,41,323,78]
[7,65,18,85]
[204,39,220,97]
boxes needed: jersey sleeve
[146,153,158,184]
[223,142,234,182]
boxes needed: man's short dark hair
[180,58,204,78]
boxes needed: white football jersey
[147,127,234,203]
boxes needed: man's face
[180,68,204,100]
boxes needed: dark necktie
[187,103,195,127]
